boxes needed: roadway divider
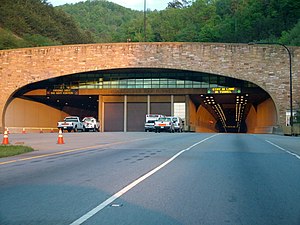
[4,127,59,134]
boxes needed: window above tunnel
[40,68,259,91]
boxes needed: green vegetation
[0,145,34,158]
[0,0,93,49]
[59,0,142,43]
[59,0,300,45]
[0,0,299,50]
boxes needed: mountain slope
[0,0,93,49]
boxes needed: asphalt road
[0,132,299,225]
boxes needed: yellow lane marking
[0,138,149,166]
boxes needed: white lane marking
[70,133,220,225]
[266,140,300,160]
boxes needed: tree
[279,20,300,46]
[167,0,192,9]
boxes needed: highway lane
[0,133,299,225]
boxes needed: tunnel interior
[8,68,274,133]
[190,89,270,133]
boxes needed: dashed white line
[266,140,300,160]
[69,133,220,225]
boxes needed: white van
[145,114,165,132]
[172,116,184,132]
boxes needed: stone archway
[1,43,299,131]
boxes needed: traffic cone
[40,128,43,133]
[57,129,64,144]
[2,130,9,145]
[22,128,26,134]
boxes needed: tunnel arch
[5,68,277,133]
[1,43,299,131]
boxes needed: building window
[55,72,257,90]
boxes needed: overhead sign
[46,89,79,95]
[207,87,241,94]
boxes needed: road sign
[207,87,241,94]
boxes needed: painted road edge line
[266,140,300,160]
[69,133,220,225]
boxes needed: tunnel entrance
[190,88,272,133]
[5,69,277,133]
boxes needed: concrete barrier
[283,124,300,136]
[4,127,58,134]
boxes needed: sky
[48,0,171,11]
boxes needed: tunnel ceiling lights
[235,94,248,129]
[203,95,227,130]
[201,93,251,132]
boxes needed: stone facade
[0,42,299,131]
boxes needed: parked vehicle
[144,114,165,132]
[57,116,85,132]
[82,117,100,132]
[154,117,175,133]
[172,116,184,132]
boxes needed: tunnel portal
[6,68,276,133]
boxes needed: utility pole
[144,0,147,42]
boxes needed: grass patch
[0,145,34,158]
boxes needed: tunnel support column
[185,95,190,132]
[147,95,150,115]
[124,95,127,132]
[171,95,174,116]
[98,95,103,132]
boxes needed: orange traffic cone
[2,130,9,145]
[22,128,26,134]
[57,129,64,144]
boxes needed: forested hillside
[0,0,299,50]
[59,0,142,43]
[60,0,299,45]
[0,0,93,49]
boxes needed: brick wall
[0,42,299,131]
